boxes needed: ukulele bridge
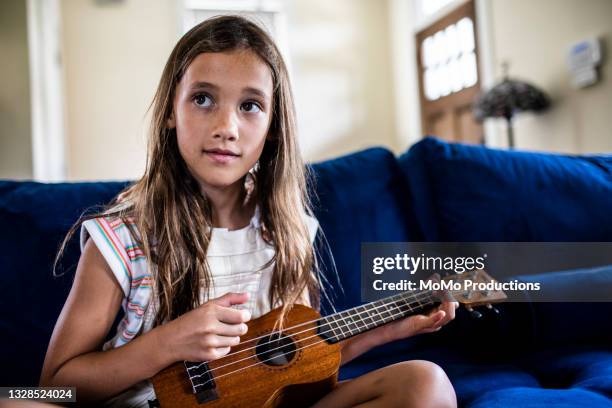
[184,361,219,404]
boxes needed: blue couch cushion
[469,387,612,408]
[451,365,541,406]
[460,348,612,407]
[0,180,128,386]
[513,265,612,347]
[310,147,422,313]
[340,345,612,407]
[520,347,612,399]
[398,137,612,242]
[340,344,544,406]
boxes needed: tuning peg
[464,289,474,299]
[486,303,500,315]
[465,306,483,319]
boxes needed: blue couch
[1,137,611,407]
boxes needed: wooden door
[416,0,483,144]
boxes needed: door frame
[26,0,67,181]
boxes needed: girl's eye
[241,101,262,113]
[194,94,212,107]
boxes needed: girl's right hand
[160,292,251,363]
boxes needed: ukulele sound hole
[255,333,297,367]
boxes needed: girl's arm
[339,302,457,366]
[40,240,250,403]
[39,240,175,402]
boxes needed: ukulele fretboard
[316,290,438,343]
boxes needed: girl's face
[170,49,273,195]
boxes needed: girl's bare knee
[380,360,457,408]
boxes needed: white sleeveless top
[80,207,319,407]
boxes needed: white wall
[287,0,398,161]
[389,0,421,149]
[60,0,179,180]
[0,0,32,180]
[488,0,612,153]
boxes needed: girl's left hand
[370,301,459,346]
[339,301,459,365]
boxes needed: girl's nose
[212,108,239,142]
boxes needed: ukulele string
[189,292,437,385]
[193,295,438,388]
[186,289,433,373]
[187,290,434,376]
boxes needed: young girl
[40,15,457,408]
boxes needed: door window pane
[422,17,477,101]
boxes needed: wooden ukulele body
[151,304,341,407]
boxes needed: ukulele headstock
[441,269,507,313]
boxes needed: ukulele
[150,270,506,407]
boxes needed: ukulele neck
[316,290,439,344]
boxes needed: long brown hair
[57,15,321,327]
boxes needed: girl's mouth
[203,148,241,163]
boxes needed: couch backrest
[399,137,612,243]
[5,139,610,385]
[310,147,423,313]
[0,180,128,385]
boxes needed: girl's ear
[167,113,176,129]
